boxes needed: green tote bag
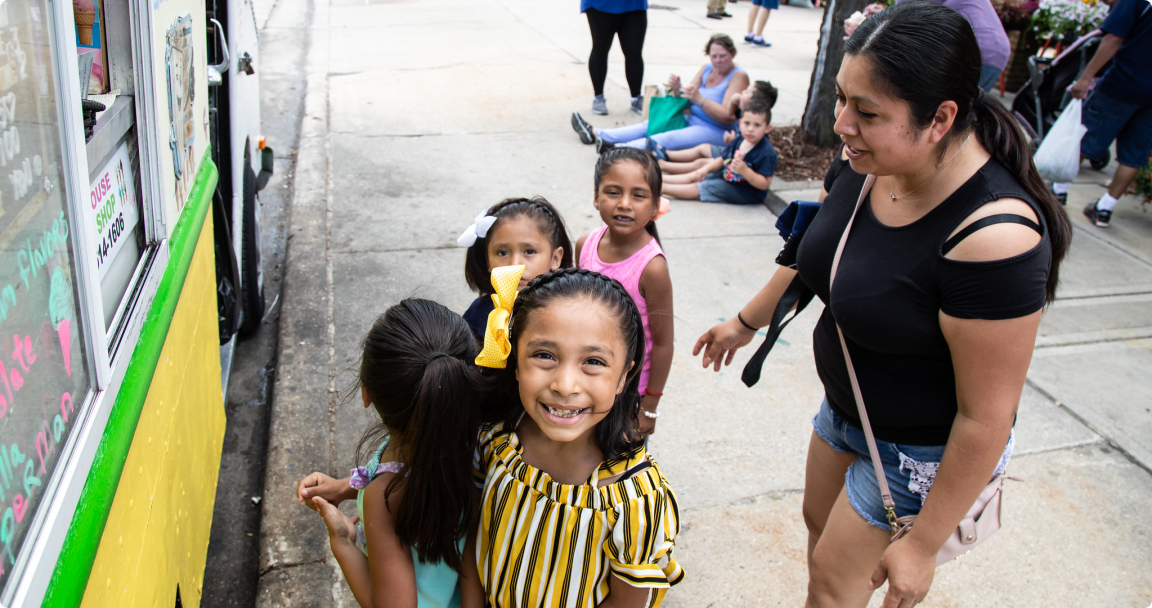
[646,95,692,136]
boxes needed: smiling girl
[473,267,683,608]
[576,148,673,437]
[459,197,574,343]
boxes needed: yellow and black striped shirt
[475,422,683,608]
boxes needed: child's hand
[311,496,359,544]
[723,130,737,144]
[637,395,659,439]
[692,169,707,183]
[297,472,352,511]
[730,151,749,175]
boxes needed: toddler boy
[661,100,777,205]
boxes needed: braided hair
[494,268,646,460]
[464,197,575,295]
[593,147,662,246]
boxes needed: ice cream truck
[0,0,269,604]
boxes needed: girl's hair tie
[426,352,453,364]
[457,211,499,247]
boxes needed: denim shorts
[1081,89,1152,168]
[697,173,765,205]
[752,0,780,9]
[812,398,1014,531]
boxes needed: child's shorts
[811,398,1014,531]
[698,173,766,205]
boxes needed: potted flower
[1031,0,1110,46]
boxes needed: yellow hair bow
[475,265,525,369]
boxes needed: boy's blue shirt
[720,135,778,191]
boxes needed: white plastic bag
[1033,98,1087,183]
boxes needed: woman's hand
[723,130,737,144]
[297,472,353,511]
[693,318,756,371]
[668,74,682,96]
[869,537,937,608]
[683,84,704,105]
[311,496,360,544]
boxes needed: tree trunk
[801,0,872,147]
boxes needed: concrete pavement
[248,0,1152,605]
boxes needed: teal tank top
[353,437,463,608]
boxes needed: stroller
[1011,29,1112,170]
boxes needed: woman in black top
[694,2,1071,606]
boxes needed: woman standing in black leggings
[582,0,648,116]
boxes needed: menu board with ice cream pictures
[0,0,93,590]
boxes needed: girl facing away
[473,267,684,608]
[459,197,574,344]
[296,299,487,608]
[575,148,673,438]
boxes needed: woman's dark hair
[593,147,662,245]
[753,80,778,109]
[743,99,772,125]
[463,197,574,295]
[355,299,486,574]
[845,0,1070,302]
[493,268,645,460]
[704,33,737,57]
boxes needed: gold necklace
[890,133,972,201]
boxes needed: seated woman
[571,33,750,152]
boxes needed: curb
[255,0,341,605]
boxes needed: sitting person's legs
[659,156,712,174]
[666,143,714,162]
[662,182,701,200]
[598,120,650,144]
[615,116,728,150]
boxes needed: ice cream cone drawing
[73,0,96,45]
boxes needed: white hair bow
[456,212,498,247]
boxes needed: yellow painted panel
[81,211,225,608]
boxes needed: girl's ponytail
[971,92,1071,302]
[355,299,487,574]
[392,353,483,573]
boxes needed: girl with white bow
[458,197,574,343]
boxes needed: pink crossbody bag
[829,175,1016,565]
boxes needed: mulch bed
[769,125,840,183]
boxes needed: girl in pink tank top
[577,148,674,439]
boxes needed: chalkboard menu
[0,0,92,590]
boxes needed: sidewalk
[255,0,1152,605]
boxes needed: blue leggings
[598,114,730,150]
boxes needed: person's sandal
[571,112,595,145]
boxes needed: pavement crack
[259,558,327,578]
[683,488,805,513]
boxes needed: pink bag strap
[827,174,902,532]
